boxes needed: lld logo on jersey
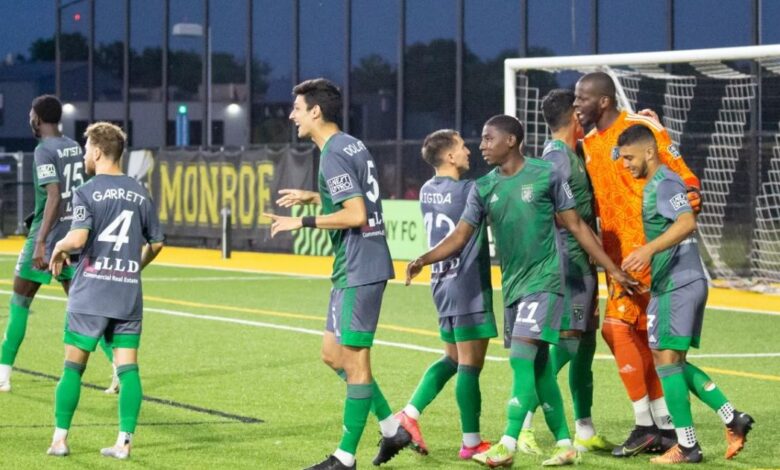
[521,184,534,202]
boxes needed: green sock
[657,362,694,428]
[339,383,373,454]
[683,362,729,412]
[569,331,596,420]
[550,337,579,372]
[54,361,85,429]
[535,343,571,441]
[409,356,458,414]
[504,341,538,439]
[456,365,482,433]
[0,294,33,365]
[333,368,392,421]
[117,364,142,433]
[99,338,114,363]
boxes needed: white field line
[2,290,778,363]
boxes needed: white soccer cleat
[101,444,131,460]
[46,440,70,457]
[0,380,10,393]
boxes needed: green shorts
[325,281,386,348]
[439,311,498,344]
[15,236,75,284]
[64,311,141,352]
[648,278,708,351]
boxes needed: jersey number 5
[98,210,134,252]
[366,161,379,203]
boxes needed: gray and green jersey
[318,132,394,288]
[541,139,596,279]
[643,165,705,294]
[419,176,492,317]
[32,136,86,254]
[67,175,164,320]
[461,158,575,306]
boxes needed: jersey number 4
[98,210,134,252]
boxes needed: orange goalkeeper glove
[684,176,702,213]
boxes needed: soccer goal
[504,44,780,290]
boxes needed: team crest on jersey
[327,173,354,195]
[521,184,534,202]
[668,144,682,159]
[73,205,87,221]
[610,146,620,161]
[37,164,56,179]
[669,192,689,210]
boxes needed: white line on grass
[3,289,778,363]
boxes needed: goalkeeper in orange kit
[573,72,702,458]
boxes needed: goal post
[504,44,780,289]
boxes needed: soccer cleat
[574,434,615,452]
[611,425,660,457]
[304,455,356,470]
[394,411,428,455]
[46,440,70,457]
[517,428,543,455]
[372,426,411,466]
[101,444,131,460]
[459,440,491,460]
[542,445,582,466]
[724,411,754,460]
[649,443,703,464]
[0,379,10,393]
[649,429,677,454]
[104,370,120,394]
[472,443,514,468]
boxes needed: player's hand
[621,245,654,273]
[687,187,702,213]
[637,108,660,124]
[263,213,302,238]
[48,247,69,277]
[33,240,48,270]
[607,267,641,296]
[405,258,425,286]
[276,189,316,208]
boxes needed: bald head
[578,72,617,103]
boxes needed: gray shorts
[64,311,142,351]
[503,291,563,347]
[562,274,599,333]
[647,278,708,351]
[325,281,386,348]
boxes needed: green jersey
[541,139,596,279]
[461,157,576,306]
[643,165,705,294]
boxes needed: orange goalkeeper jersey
[583,111,700,324]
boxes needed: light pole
[172,22,211,146]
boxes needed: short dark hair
[421,129,459,168]
[292,78,342,124]
[31,95,62,124]
[617,124,656,147]
[485,115,524,147]
[541,89,575,132]
[579,72,617,104]
[84,121,126,161]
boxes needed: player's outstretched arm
[34,183,62,270]
[141,242,165,270]
[622,212,696,272]
[264,195,367,237]
[557,209,641,294]
[49,228,89,277]
[406,221,475,285]
[275,189,321,207]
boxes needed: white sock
[403,404,420,420]
[52,427,68,443]
[116,432,132,447]
[556,438,573,447]
[463,433,481,447]
[575,417,596,440]
[718,402,735,425]
[675,426,698,448]
[632,395,654,426]
[379,415,400,437]
[499,435,517,452]
[333,449,355,466]
[522,411,534,430]
[0,364,11,383]
[650,397,674,430]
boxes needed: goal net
[504,45,780,290]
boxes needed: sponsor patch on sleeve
[327,173,354,196]
[73,205,87,221]
[36,163,56,180]
[562,181,574,199]
[667,144,681,159]
[670,192,689,211]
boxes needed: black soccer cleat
[649,428,678,454]
[725,411,755,459]
[372,426,412,466]
[303,455,355,470]
[612,424,661,457]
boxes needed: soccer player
[518,89,613,455]
[574,72,702,456]
[0,95,114,393]
[394,129,495,459]
[617,124,754,464]
[45,122,164,459]
[266,78,410,470]
[406,115,638,467]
